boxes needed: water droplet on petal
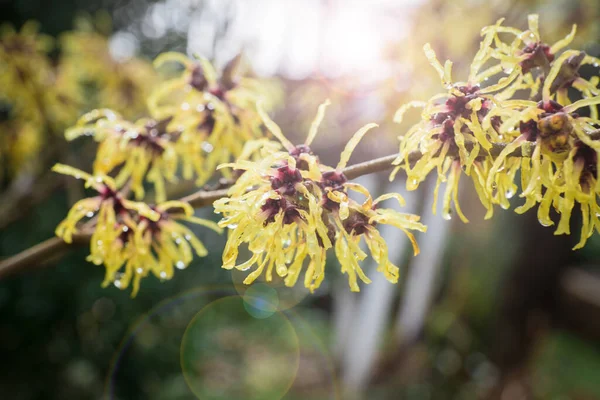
[201,142,214,153]
[442,209,453,220]
[86,211,95,218]
[176,261,186,270]
[160,271,167,279]
[136,267,144,274]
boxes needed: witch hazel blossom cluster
[214,101,426,292]
[53,53,273,296]
[50,14,600,296]
[393,15,600,249]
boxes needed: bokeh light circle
[181,296,300,400]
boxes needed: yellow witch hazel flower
[53,164,221,296]
[391,30,520,222]
[65,109,179,202]
[479,15,600,248]
[214,100,426,292]
[482,14,600,110]
[148,52,281,186]
[487,96,600,249]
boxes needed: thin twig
[0,138,569,279]
[0,233,91,279]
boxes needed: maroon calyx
[289,144,313,158]
[98,186,126,215]
[549,52,586,93]
[261,197,301,225]
[197,107,216,133]
[520,119,539,142]
[574,142,598,189]
[270,165,303,195]
[538,99,563,114]
[320,170,347,192]
[189,64,208,91]
[519,42,554,74]
[128,118,174,155]
[289,144,315,170]
[430,84,492,149]
[343,211,374,235]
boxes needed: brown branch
[0,137,575,279]
[181,187,231,208]
[0,233,91,280]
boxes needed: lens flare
[181,296,300,400]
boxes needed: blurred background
[1,0,600,399]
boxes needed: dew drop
[176,261,186,270]
[97,240,103,246]
[181,102,190,111]
[505,189,515,199]
[114,280,122,289]
[184,234,192,240]
[86,211,94,218]
[122,226,129,232]
[74,174,81,180]
[175,238,182,244]
[136,267,144,274]
[238,263,253,271]
[160,271,167,279]
[201,142,214,153]
[227,224,238,229]
[594,63,599,68]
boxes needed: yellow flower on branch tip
[485,96,600,248]
[53,164,220,296]
[110,200,222,296]
[147,52,281,186]
[215,100,426,292]
[331,184,426,292]
[391,40,515,222]
[482,14,600,116]
[65,110,179,202]
[52,164,159,244]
